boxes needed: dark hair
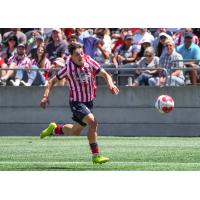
[156,42,165,57]
[35,45,46,67]
[68,43,82,55]
[137,43,151,60]
[6,34,18,47]
[67,34,78,42]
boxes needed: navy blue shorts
[69,101,93,127]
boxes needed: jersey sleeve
[86,55,102,74]
[56,66,68,80]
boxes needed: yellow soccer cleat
[92,155,109,164]
[40,122,57,139]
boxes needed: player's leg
[83,113,109,164]
[83,113,97,144]
[40,101,87,138]
[40,122,84,138]
[54,122,85,136]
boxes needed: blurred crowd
[0,28,200,87]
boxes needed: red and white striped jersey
[8,54,31,67]
[31,58,51,70]
[56,54,102,102]
[32,58,51,80]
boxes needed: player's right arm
[40,76,59,109]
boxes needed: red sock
[89,143,99,155]
[53,124,64,135]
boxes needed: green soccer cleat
[92,155,109,164]
[40,122,57,139]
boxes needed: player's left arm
[98,68,119,95]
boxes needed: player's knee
[88,119,98,130]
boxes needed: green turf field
[1,136,200,170]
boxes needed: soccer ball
[155,95,174,114]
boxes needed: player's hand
[110,85,119,95]
[40,96,49,109]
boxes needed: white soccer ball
[155,95,174,114]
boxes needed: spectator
[133,28,154,52]
[154,32,172,57]
[81,29,106,59]
[1,34,18,64]
[153,28,168,38]
[52,57,66,86]
[75,28,91,44]
[67,34,78,45]
[175,28,199,46]
[46,28,68,63]
[93,28,112,64]
[41,28,66,43]
[63,28,75,38]
[0,35,18,78]
[0,43,31,86]
[3,28,27,45]
[132,47,160,86]
[166,28,181,40]
[65,34,78,56]
[26,29,42,54]
[12,45,51,86]
[112,34,139,66]
[29,35,45,59]
[111,28,128,53]
[159,39,185,86]
[176,32,200,85]
[193,28,200,39]
[136,38,151,61]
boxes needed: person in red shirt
[111,28,129,53]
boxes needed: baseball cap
[35,35,44,41]
[53,57,65,67]
[141,38,151,44]
[17,43,25,48]
[184,32,193,38]
[52,28,61,33]
[159,32,169,39]
[124,34,133,40]
[8,35,18,41]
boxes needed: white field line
[0,161,200,165]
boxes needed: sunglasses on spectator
[145,54,153,57]
[165,44,173,47]
[9,39,16,41]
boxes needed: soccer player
[40,43,119,164]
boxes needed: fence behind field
[1,59,200,86]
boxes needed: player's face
[72,48,85,66]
